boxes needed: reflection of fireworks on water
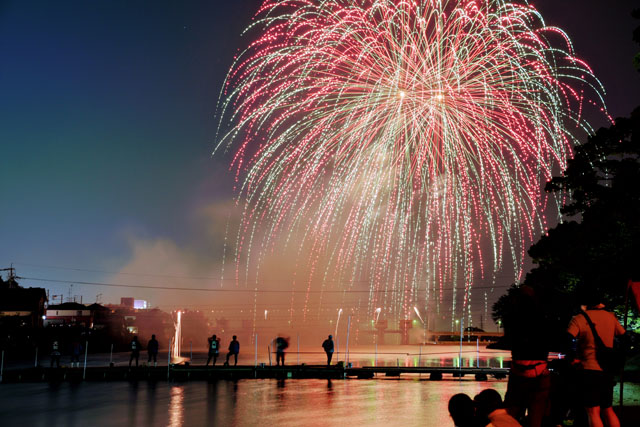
[216,0,605,323]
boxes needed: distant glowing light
[133,299,147,310]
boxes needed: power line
[22,276,510,293]
[12,261,521,284]
[14,262,223,281]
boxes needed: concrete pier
[0,364,509,383]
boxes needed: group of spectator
[124,333,242,368]
[130,333,242,367]
[449,287,626,427]
[49,330,345,368]
[49,338,84,368]
[128,334,158,367]
[53,332,334,368]
[205,334,240,366]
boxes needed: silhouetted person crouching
[448,393,476,427]
[474,389,521,427]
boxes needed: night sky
[1,1,639,311]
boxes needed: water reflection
[46,382,62,423]
[128,381,139,426]
[325,379,334,407]
[168,385,184,427]
[0,379,523,427]
[207,381,220,425]
[146,381,158,426]
[276,379,288,409]
[230,380,239,412]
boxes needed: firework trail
[216,0,605,324]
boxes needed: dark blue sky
[1,1,262,304]
[1,0,638,308]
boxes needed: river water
[0,344,509,427]
[0,345,636,426]
[0,378,508,427]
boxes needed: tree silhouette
[634,9,640,71]
[494,108,640,326]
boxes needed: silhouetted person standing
[275,337,288,366]
[70,339,82,368]
[501,285,551,427]
[567,294,625,427]
[322,335,334,366]
[50,339,61,368]
[129,336,140,367]
[226,335,240,366]
[147,334,159,367]
[206,334,220,366]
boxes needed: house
[45,302,93,327]
[0,276,48,328]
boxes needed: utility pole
[1,266,17,284]
[0,263,19,288]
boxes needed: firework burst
[216,0,605,323]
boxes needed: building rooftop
[47,302,89,311]
[0,287,47,311]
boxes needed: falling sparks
[216,0,605,322]
[413,306,424,324]
[172,311,182,359]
